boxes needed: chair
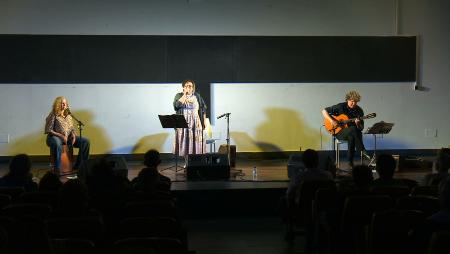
[285,180,335,245]
[427,231,450,254]
[334,138,347,168]
[411,186,439,197]
[0,187,25,200]
[339,195,394,254]
[313,187,341,254]
[0,194,11,209]
[367,209,425,254]
[0,203,52,220]
[124,200,178,220]
[0,213,52,253]
[119,216,187,250]
[113,237,185,254]
[334,137,364,169]
[46,216,106,248]
[370,185,411,200]
[15,191,59,208]
[51,238,96,254]
[205,131,221,153]
[396,196,440,217]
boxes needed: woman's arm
[173,93,185,111]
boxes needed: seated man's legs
[336,126,366,165]
[46,135,63,171]
[73,136,90,169]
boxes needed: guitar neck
[341,116,366,124]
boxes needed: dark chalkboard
[0,34,416,115]
[0,34,416,83]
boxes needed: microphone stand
[217,113,231,168]
[71,114,85,138]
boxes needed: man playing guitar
[322,90,371,168]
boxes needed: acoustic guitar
[324,113,376,135]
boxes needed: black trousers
[336,126,366,163]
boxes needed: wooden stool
[50,144,73,176]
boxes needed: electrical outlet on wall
[424,129,438,138]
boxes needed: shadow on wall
[230,132,269,152]
[231,108,326,152]
[131,133,170,154]
[71,110,113,154]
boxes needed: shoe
[348,162,354,169]
[362,151,371,160]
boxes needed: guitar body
[324,114,350,135]
[324,112,377,135]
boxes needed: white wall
[0,0,449,155]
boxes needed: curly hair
[345,90,361,102]
[52,96,69,115]
[182,79,196,93]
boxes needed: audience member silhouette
[0,154,38,192]
[38,171,63,192]
[409,178,450,254]
[55,179,93,217]
[286,149,333,201]
[338,165,374,195]
[131,149,171,194]
[423,148,450,186]
[86,156,132,225]
[372,153,408,187]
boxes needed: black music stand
[159,114,188,172]
[365,121,394,166]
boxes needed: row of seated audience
[284,148,450,254]
[0,149,191,254]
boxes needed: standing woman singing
[173,80,207,165]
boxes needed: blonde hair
[345,90,361,102]
[52,96,68,116]
[182,79,196,93]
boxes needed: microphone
[64,107,72,115]
[217,113,231,119]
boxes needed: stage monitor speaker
[186,153,230,180]
[218,144,236,167]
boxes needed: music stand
[158,114,188,172]
[365,121,394,166]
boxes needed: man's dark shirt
[325,102,364,128]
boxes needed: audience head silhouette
[8,154,32,178]
[302,149,319,169]
[352,165,373,189]
[376,154,396,179]
[144,149,161,168]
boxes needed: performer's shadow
[70,110,113,154]
[131,133,170,154]
[230,108,323,152]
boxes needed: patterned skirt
[173,109,205,156]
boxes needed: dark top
[173,92,207,129]
[325,102,364,128]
